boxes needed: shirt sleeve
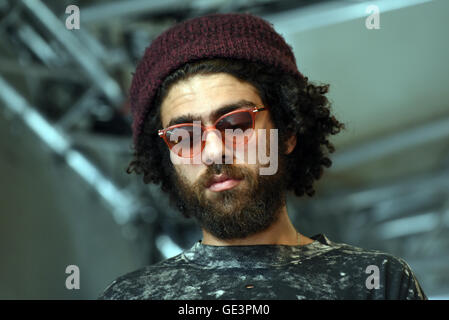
[395,258,427,300]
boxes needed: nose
[201,129,230,165]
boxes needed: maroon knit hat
[129,12,304,145]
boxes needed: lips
[205,174,242,192]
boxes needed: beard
[167,157,288,240]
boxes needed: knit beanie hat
[129,12,304,145]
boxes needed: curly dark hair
[127,58,345,204]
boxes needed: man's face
[160,73,288,240]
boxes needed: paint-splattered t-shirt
[98,234,427,300]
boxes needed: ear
[284,132,297,155]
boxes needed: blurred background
[0,0,448,299]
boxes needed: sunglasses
[158,106,267,158]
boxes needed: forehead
[160,73,262,127]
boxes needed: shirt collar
[182,233,334,269]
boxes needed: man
[99,13,426,300]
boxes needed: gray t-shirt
[98,234,427,300]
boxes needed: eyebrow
[166,99,258,128]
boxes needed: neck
[201,205,301,246]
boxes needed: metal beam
[0,75,136,225]
[264,0,433,35]
[80,0,191,24]
[0,58,84,82]
[331,116,449,171]
[17,24,59,67]
[21,0,123,106]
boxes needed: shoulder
[334,239,412,273]
[98,252,189,300]
[314,234,408,265]
[314,236,427,299]
[321,236,413,277]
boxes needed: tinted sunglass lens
[216,112,253,133]
[166,126,201,157]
